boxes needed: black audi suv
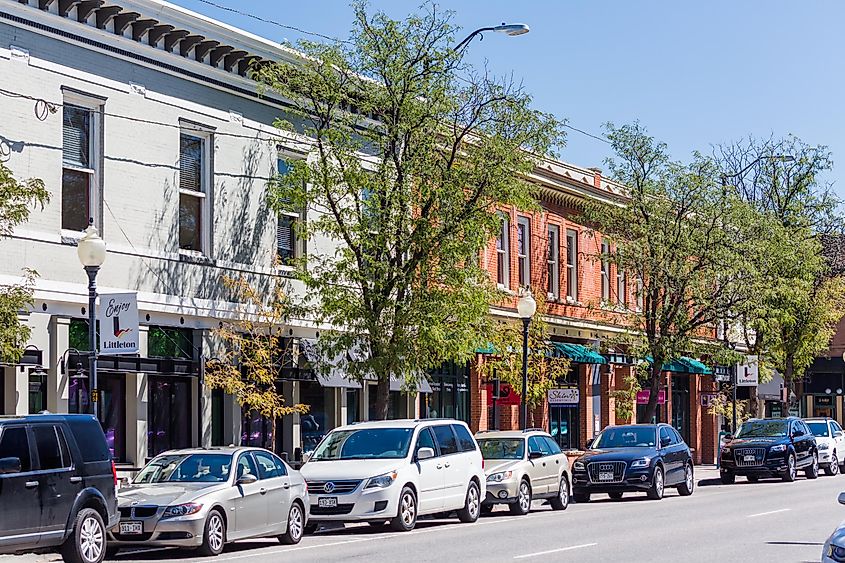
[571,423,694,502]
[719,417,818,483]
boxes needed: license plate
[744,455,756,462]
[599,472,614,481]
[119,521,143,535]
[318,497,338,508]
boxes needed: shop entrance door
[549,406,579,450]
[814,395,835,419]
[671,376,691,445]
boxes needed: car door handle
[70,476,82,484]
[436,464,443,469]
[259,488,267,495]
[25,481,38,488]
[444,462,451,468]
[283,483,290,489]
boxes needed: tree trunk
[640,362,662,423]
[373,376,391,420]
[782,354,795,416]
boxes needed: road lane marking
[513,543,598,559]
[196,537,375,561]
[747,508,791,518]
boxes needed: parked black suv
[719,417,818,483]
[0,414,118,563]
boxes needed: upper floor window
[62,95,102,232]
[179,131,212,254]
[566,229,578,300]
[276,158,304,267]
[547,225,560,299]
[616,266,626,307]
[601,241,610,302]
[496,215,510,288]
[517,217,531,288]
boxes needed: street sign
[98,292,139,355]
[700,392,719,407]
[548,387,579,407]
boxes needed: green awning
[551,342,607,365]
[475,343,496,355]
[645,356,712,375]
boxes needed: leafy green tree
[0,162,49,363]
[256,3,562,418]
[584,123,760,423]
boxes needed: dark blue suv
[719,417,818,483]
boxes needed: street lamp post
[517,289,537,429]
[454,23,530,52]
[77,220,106,416]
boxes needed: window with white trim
[616,265,626,307]
[517,216,530,288]
[601,241,610,302]
[547,224,560,299]
[276,158,303,266]
[566,229,578,300]
[496,215,510,288]
[178,131,212,253]
[61,96,101,232]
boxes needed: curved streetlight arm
[454,26,496,52]
[454,23,530,53]
[721,154,795,185]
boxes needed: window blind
[180,133,204,193]
[63,105,90,168]
[277,215,295,262]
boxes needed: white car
[805,418,845,475]
[300,419,485,532]
[822,492,845,562]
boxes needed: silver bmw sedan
[108,447,308,556]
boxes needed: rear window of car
[432,425,458,455]
[66,418,110,462]
[452,424,477,452]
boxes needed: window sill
[60,229,84,246]
[178,250,214,266]
[275,264,296,278]
[497,284,515,295]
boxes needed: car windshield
[807,422,830,437]
[477,438,525,460]
[310,428,413,460]
[735,420,788,438]
[133,454,232,484]
[592,427,656,448]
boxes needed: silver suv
[475,429,570,515]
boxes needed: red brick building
[463,159,721,464]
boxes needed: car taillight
[482,458,485,470]
[112,460,117,486]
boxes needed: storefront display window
[211,388,225,446]
[367,385,403,420]
[549,405,579,450]
[99,375,125,462]
[28,369,46,414]
[148,327,194,359]
[241,410,274,451]
[426,361,470,422]
[148,376,192,457]
[346,388,360,424]
[671,375,690,444]
[300,381,328,452]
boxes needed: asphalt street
[5,466,845,563]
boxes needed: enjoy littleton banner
[98,292,139,355]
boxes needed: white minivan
[300,419,485,532]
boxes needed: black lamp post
[76,220,106,416]
[454,22,530,52]
[517,288,537,429]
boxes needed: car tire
[278,502,304,545]
[646,465,664,500]
[509,479,532,515]
[826,453,840,476]
[457,481,481,523]
[573,492,590,503]
[782,453,797,482]
[60,508,106,563]
[608,492,623,500]
[549,476,569,510]
[390,486,418,532]
[747,475,759,483]
[677,463,694,496]
[806,452,819,480]
[720,470,735,484]
[197,509,226,557]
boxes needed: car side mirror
[0,457,21,475]
[585,439,594,449]
[836,431,844,439]
[416,447,435,461]
[236,473,258,486]
[660,437,671,448]
[839,492,845,506]
[528,451,543,460]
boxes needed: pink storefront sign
[636,390,666,405]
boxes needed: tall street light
[517,288,537,429]
[454,23,530,52]
[77,219,106,416]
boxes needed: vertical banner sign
[98,292,139,355]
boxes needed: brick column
[689,375,702,464]
[600,364,616,428]
[700,377,719,464]
[469,358,487,433]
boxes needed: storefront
[548,387,580,450]
[425,361,470,422]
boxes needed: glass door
[148,376,192,457]
[671,375,690,444]
[549,406,579,450]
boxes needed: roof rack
[522,428,545,433]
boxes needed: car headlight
[365,471,398,489]
[161,503,202,519]
[487,470,513,483]
[630,457,651,468]
[573,461,585,471]
[770,444,787,453]
[819,442,830,450]
[829,544,845,563]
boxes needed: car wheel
[827,453,840,476]
[549,476,569,510]
[646,465,664,500]
[573,492,590,503]
[805,451,819,480]
[782,453,797,482]
[677,463,694,496]
[457,481,481,523]
[197,509,226,557]
[60,508,106,563]
[509,479,532,515]
[278,503,304,545]
[390,486,417,532]
[720,470,735,484]
[608,492,624,500]
[747,475,759,483]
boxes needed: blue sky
[172,0,844,194]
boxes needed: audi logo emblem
[323,482,336,493]
[599,464,613,471]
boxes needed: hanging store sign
[700,393,720,408]
[548,388,579,407]
[636,389,666,405]
[98,292,139,355]
[736,355,759,387]
[485,383,521,406]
